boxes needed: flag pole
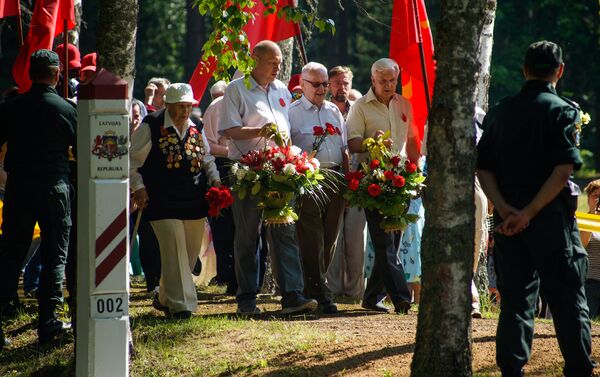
[411,0,431,115]
[294,23,308,66]
[16,0,24,46]
[63,20,68,98]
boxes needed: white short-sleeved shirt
[346,87,415,156]
[218,76,292,160]
[289,96,346,168]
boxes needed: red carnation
[335,127,342,135]
[313,126,325,136]
[279,98,286,107]
[326,123,336,135]
[391,156,401,167]
[384,170,395,180]
[370,159,380,170]
[368,183,382,197]
[405,161,417,173]
[393,175,406,188]
[349,178,359,191]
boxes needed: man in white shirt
[219,40,317,315]
[203,80,238,295]
[346,58,420,314]
[130,83,220,319]
[289,62,349,314]
[326,66,368,299]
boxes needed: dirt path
[189,291,600,377]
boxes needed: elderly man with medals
[130,83,220,319]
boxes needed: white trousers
[151,218,206,313]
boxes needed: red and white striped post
[76,69,130,377]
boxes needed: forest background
[0,0,598,174]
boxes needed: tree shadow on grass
[257,343,416,377]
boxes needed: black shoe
[394,301,411,314]
[361,302,390,313]
[319,301,338,314]
[38,320,72,345]
[281,298,318,315]
[172,311,192,319]
[152,292,170,316]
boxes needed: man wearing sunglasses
[289,62,349,314]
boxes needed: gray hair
[301,62,328,78]
[147,77,171,89]
[210,80,227,100]
[371,58,400,77]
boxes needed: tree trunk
[474,0,496,112]
[97,0,138,97]
[185,0,205,81]
[473,0,497,297]
[411,1,490,376]
[277,37,294,84]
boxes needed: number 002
[96,297,124,313]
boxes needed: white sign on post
[89,115,129,179]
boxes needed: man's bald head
[252,40,281,59]
[251,40,282,86]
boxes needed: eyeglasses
[303,79,329,88]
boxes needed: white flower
[283,163,297,175]
[305,163,314,173]
[290,145,302,156]
[230,164,239,175]
[236,167,247,181]
[310,158,320,170]
[374,169,385,182]
[274,152,286,161]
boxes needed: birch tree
[410,0,495,375]
[97,0,138,97]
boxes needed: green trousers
[494,199,594,377]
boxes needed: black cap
[30,49,60,71]
[524,41,563,74]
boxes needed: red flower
[370,159,380,170]
[384,170,395,180]
[325,123,336,135]
[206,186,234,217]
[401,113,407,122]
[279,98,286,107]
[392,175,406,188]
[348,178,359,191]
[208,207,220,217]
[405,161,417,173]
[391,156,401,167]
[335,127,342,135]
[368,183,382,197]
[313,126,325,136]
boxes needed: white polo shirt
[289,96,346,168]
[218,75,292,161]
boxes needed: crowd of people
[0,38,597,376]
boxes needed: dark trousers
[297,188,344,303]
[208,207,237,293]
[136,216,161,292]
[363,209,411,306]
[23,241,42,292]
[493,201,594,377]
[0,177,71,335]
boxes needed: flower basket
[230,143,325,225]
[344,133,425,233]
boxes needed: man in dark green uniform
[0,50,76,347]
[477,41,595,377]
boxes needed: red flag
[12,0,76,93]
[389,0,435,140]
[0,0,18,18]
[189,0,300,103]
